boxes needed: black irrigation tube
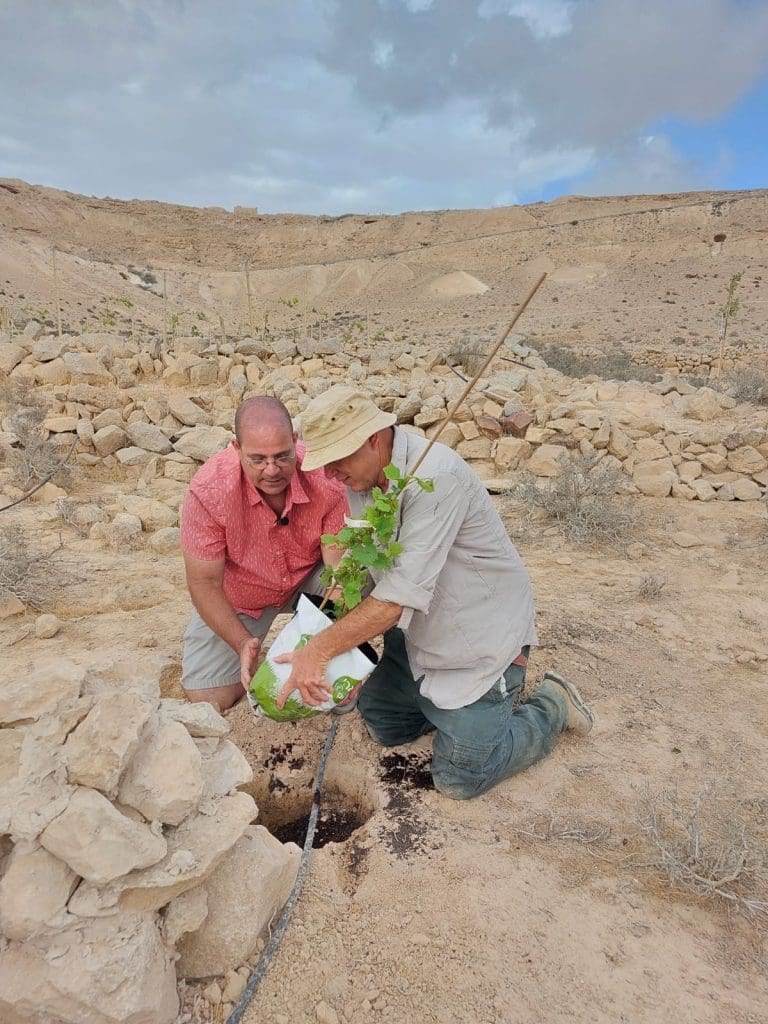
[225,716,340,1024]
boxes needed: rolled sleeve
[370,472,470,614]
[321,484,348,537]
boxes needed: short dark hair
[234,396,293,443]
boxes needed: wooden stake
[244,261,255,338]
[410,272,546,475]
[52,247,62,338]
[162,271,168,348]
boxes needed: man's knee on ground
[183,683,244,713]
[430,756,494,801]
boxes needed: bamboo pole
[162,271,168,348]
[409,272,546,476]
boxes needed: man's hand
[274,642,331,708]
[239,636,262,689]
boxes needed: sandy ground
[3,491,766,1024]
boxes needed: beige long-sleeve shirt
[347,427,538,709]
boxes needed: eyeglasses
[247,452,296,468]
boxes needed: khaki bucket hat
[300,385,396,471]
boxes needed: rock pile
[0,669,300,1024]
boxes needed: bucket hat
[300,385,396,471]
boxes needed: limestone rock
[40,788,167,884]
[527,444,566,477]
[44,415,78,433]
[119,495,178,532]
[0,343,26,374]
[173,426,232,462]
[118,720,203,826]
[125,421,173,454]
[0,845,78,940]
[112,791,257,911]
[92,425,127,456]
[32,337,65,362]
[683,389,722,422]
[159,698,230,737]
[727,446,767,476]
[690,478,717,501]
[7,717,76,843]
[0,730,24,835]
[678,460,702,483]
[0,659,84,726]
[167,394,212,427]
[196,738,254,799]
[633,438,669,463]
[176,825,299,978]
[115,445,153,466]
[65,693,151,798]
[494,437,528,471]
[0,913,178,1024]
[607,423,634,460]
[0,594,26,619]
[732,478,763,501]
[34,613,60,639]
[63,352,114,385]
[162,885,208,946]
[632,459,678,497]
[148,526,180,553]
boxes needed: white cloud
[372,39,395,68]
[479,0,574,39]
[0,1,765,214]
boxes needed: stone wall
[0,670,299,1024]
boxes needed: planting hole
[258,785,373,849]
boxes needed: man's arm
[274,595,402,706]
[184,552,254,656]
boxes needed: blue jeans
[358,628,567,800]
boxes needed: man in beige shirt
[273,385,594,800]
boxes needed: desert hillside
[1,179,766,355]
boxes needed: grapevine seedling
[320,463,433,618]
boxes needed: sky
[1,0,767,216]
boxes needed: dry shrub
[0,381,72,489]
[505,454,641,544]
[635,782,768,915]
[0,526,68,610]
[536,341,659,383]
[729,367,768,406]
[638,574,666,599]
[447,338,488,376]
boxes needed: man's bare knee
[184,683,245,712]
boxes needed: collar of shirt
[242,443,311,517]
[389,426,411,481]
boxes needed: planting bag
[248,594,377,722]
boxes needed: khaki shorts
[181,563,327,692]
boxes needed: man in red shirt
[179,396,346,710]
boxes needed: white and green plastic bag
[248,594,376,722]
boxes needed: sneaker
[331,683,362,716]
[541,671,594,735]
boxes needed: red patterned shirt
[180,444,346,617]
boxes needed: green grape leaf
[342,581,363,609]
[416,477,435,492]
[383,464,404,482]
